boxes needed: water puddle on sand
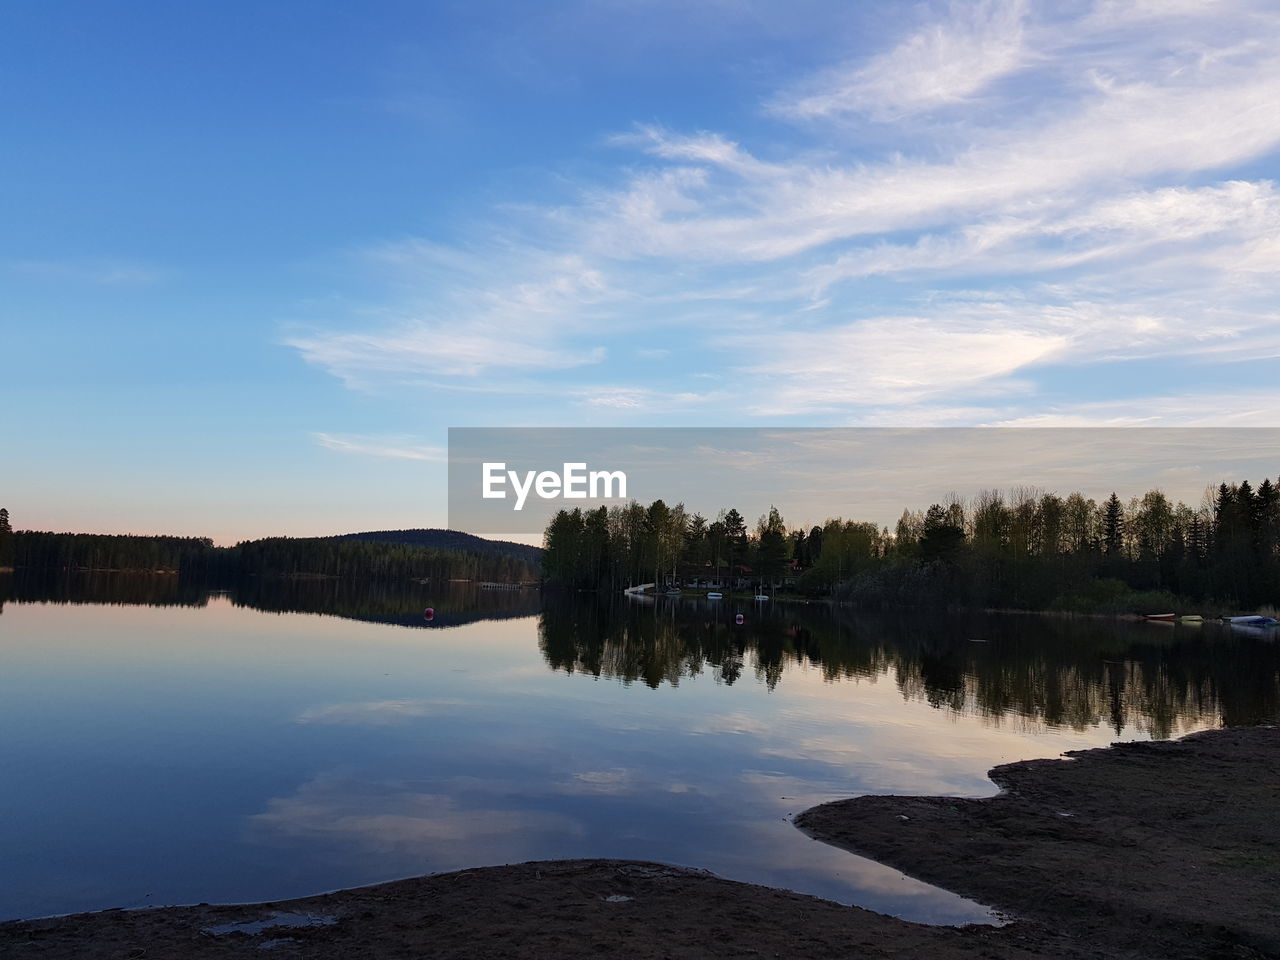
[203,912,337,936]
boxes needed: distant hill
[333,529,542,566]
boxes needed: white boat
[753,594,769,601]
[706,592,723,599]
[1227,615,1280,627]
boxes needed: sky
[3,0,1279,543]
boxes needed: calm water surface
[1,575,1277,924]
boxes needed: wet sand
[2,726,1276,959]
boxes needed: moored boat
[1143,613,1176,621]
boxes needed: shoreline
[3,726,1276,959]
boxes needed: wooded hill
[0,520,541,584]
[334,528,542,566]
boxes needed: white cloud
[291,326,605,382]
[296,699,461,724]
[288,256,613,385]
[291,0,1280,425]
[839,389,1280,429]
[252,777,583,856]
[772,0,1030,120]
[312,434,447,462]
[590,55,1280,267]
[571,386,715,413]
[990,390,1280,428]
[739,316,1066,413]
[804,180,1280,291]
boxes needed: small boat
[1179,615,1203,623]
[1227,615,1280,627]
[706,592,723,600]
[1143,613,1176,621]
[664,588,682,596]
[753,594,769,601]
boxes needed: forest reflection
[4,572,1275,738]
[0,571,539,628]
[0,569,212,609]
[538,596,1280,737]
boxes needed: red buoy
[424,607,435,621]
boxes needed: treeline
[334,528,543,567]
[232,536,538,583]
[542,501,791,593]
[8,531,218,576]
[0,514,539,585]
[542,476,1280,610]
[880,481,1279,609]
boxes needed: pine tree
[1102,493,1125,558]
[919,503,965,563]
[722,508,747,583]
[755,506,789,589]
[0,507,12,568]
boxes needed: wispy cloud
[737,315,1064,413]
[296,698,464,725]
[989,390,1280,428]
[287,254,612,387]
[771,0,1030,121]
[312,433,447,462]
[290,0,1280,425]
[252,775,583,857]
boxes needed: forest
[0,515,540,585]
[540,477,1280,611]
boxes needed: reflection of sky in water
[0,597,1240,922]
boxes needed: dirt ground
[798,725,1280,960]
[2,726,1276,960]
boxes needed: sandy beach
[3,726,1275,959]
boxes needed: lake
[1,574,1276,925]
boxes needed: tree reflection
[0,572,539,629]
[539,596,1280,737]
[0,569,210,608]
[5,573,1275,738]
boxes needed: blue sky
[4,1,1279,542]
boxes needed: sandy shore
[2,726,1276,959]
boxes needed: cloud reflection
[295,699,464,725]
[251,775,584,861]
